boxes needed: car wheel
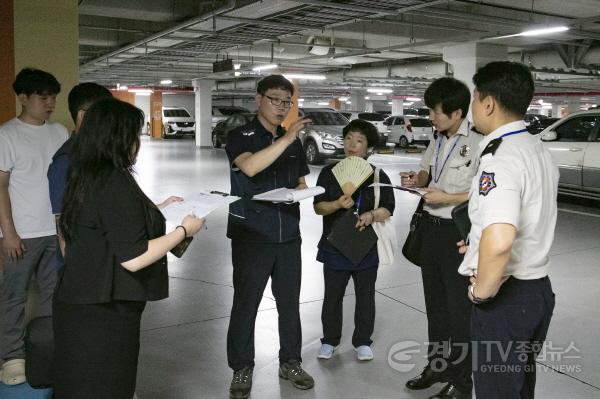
[212,133,221,148]
[399,135,409,148]
[304,140,322,165]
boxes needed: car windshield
[304,111,348,125]
[164,109,190,117]
[358,113,386,121]
[409,118,433,127]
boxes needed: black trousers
[471,277,555,399]
[321,265,378,348]
[227,239,302,371]
[419,214,472,392]
[53,299,146,399]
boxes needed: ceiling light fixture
[252,64,278,71]
[367,88,393,94]
[128,88,154,95]
[406,97,421,102]
[317,101,330,106]
[234,63,241,70]
[160,79,172,85]
[338,96,349,102]
[519,26,569,37]
[284,73,326,80]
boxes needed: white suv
[162,106,195,138]
[385,115,434,148]
[540,110,600,199]
[298,108,349,165]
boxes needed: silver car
[298,108,349,165]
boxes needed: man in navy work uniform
[458,61,558,398]
[225,74,313,399]
[48,82,112,260]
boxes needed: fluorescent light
[388,102,393,105]
[128,88,153,94]
[234,72,241,77]
[338,96,348,102]
[346,101,351,104]
[520,26,569,37]
[406,97,421,101]
[367,88,393,94]
[117,83,128,91]
[160,79,172,85]
[403,102,413,106]
[298,98,305,102]
[284,73,326,80]
[252,64,278,71]
[365,96,370,100]
[234,63,241,70]
[317,102,329,106]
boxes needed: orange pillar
[282,79,299,129]
[110,90,136,105]
[329,98,341,110]
[150,92,163,138]
[0,0,15,124]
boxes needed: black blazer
[56,170,168,304]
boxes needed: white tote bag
[372,168,398,265]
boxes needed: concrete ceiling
[78,0,600,102]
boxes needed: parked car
[162,106,195,138]
[384,115,434,148]
[212,105,251,128]
[524,113,548,127]
[298,108,349,164]
[539,110,600,199]
[403,108,430,117]
[211,112,255,148]
[346,111,388,134]
[528,117,560,135]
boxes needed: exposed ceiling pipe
[80,0,236,69]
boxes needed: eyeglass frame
[263,94,294,108]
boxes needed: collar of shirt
[438,118,470,140]
[477,120,527,154]
[251,116,285,139]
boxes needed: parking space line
[558,208,600,218]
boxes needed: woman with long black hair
[53,98,205,399]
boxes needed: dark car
[212,112,255,148]
[528,117,560,135]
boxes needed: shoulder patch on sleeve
[479,171,497,196]
[481,138,502,157]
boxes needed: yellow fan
[332,156,373,196]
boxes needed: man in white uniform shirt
[401,77,482,399]
[0,68,68,385]
[459,61,558,399]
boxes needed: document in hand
[369,183,428,196]
[161,191,240,222]
[252,186,325,203]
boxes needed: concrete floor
[2,136,598,398]
[130,137,600,399]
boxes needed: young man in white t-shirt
[0,68,68,385]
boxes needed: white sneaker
[355,345,374,361]
[317,344,336,359]
[1,358,26,385]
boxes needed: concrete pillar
[443,43,507,121]
[351,89,366,111]
[365,101,374,112]
[135,94,152,135]
[1,0,79,128]
[551,103,561,118]
[150,92,163,139]
[567,98,579,114]
[392,98,404,116]
[193,79,213,147]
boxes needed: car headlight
[316,131,337,140]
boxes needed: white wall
[162,93,196,117]
[134,94,151,134]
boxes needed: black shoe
[428,382,472,399]
[405,366,448,390]
[229,366,253,399]
[279,360,315,390]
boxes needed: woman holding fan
[313,119,395,361]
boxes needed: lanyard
[354,193,362,217]
[433,134,461,183]
[499,128,528,139]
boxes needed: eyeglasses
[264,95,294,108]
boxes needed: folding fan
[332,156,373,196]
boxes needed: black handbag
[401,197,426,267]
[25,316,54,388]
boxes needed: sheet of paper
[161,191,240,221]
[252,186,325,203]
[369,182,427,196]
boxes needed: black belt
[422,211,454,225]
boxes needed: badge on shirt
[242,130,255,136]
[479,171,497,196]
[459,145,470,157]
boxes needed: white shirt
[0,118,69,238]
[419,119,483,218]
[458,121,559,279]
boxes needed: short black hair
[343,119,379,148]
[12,68,61,96]
[424,77,470,118]
[256,74,294,96]
[68,82,112,123]
[473,61,534,118]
